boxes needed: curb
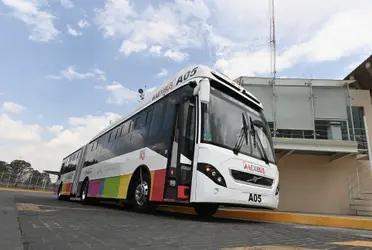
[158,206,372,231]
[0,187,53,194]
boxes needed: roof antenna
[269,0,277,84]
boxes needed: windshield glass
[202,85,275,163]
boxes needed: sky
[0,0,371,172]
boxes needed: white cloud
[47,66,106,81]
[77,19,90,29]
[156,68,168,78]
[0,114,41,141]
[212,0,372,77]
[105,81,138,105]
[164,49,188,62]
[1,0,59,42]
[60,0,74,9]
[215,50,271,78]
[66,24,82,37]
[0,112,121,171]
[145,86,157,94]
[149,45,162,55]
[2,101,25,114]
[94,0,371,70]
[119,40,147,56]
[279,8,372,65]
[95,0,209,61]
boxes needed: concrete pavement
[2,190,372,249]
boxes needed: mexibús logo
[244,162,265,175]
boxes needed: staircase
[349,156,372,216]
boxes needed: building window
[348,106,367,151]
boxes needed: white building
[235,55,372,215]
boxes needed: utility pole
[269,0,277,137]
[269,0,277,82]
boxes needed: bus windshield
[202,85,275,163]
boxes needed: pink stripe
[88,179,101,197]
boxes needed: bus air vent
[230,169,273,187]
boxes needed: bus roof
[90,65,262,142]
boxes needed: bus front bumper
[192,172,279,209]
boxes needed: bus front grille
[230,169,273,187]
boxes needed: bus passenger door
[71,146,86,196]
[164,97,196,201]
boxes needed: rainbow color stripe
[62,169,167,201]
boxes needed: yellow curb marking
[158,205,372,231]
[221,246,317,250]
[332,241,372,247]
[16,203,55,212]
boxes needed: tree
[9,160,32,182]
[0,161,9,173]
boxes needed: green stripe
[103,176,120,198]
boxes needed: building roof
[344,55,372,90]
[235,76,355,87]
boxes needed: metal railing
[271,127,368,152]
[0,172,55,192]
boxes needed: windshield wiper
[233,113,249,155]
[250,118,270,164]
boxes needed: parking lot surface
[1,190,372,249]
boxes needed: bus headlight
[197,163,226,187]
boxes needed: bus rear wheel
[80,180,89,204]
[57,183,69,201]
[193,203,219,217]
[130,170,151,212]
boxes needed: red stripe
[150,169,166,202]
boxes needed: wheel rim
[58,186,62,197]
[82,185,87,200]
[135,181,149,207]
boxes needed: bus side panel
[61,182,73,195]
[118,174,132,199]
[149,169,166,202]
[82,170,166,200]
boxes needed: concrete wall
[277,153,358,215]
[275,89,372,215]
[350,89,372,162]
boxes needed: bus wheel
[131,170,150,211]
[193,203,219,217]
[57,183,69,201]
[80,180,89,204]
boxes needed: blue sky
[0,0,371,171]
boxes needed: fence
[0,171,56,192]
[270,126,368,152]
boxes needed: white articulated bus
[56,65,279,216]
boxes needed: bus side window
[115,127,120,139]
[107,132,111,143]
[128,120,133,134]
[133,114,145,131]
[146,109,153,129]
[60,163,65,175]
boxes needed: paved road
[1,191,372,250]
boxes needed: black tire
[193,203,219,217]
[57,183,69,201]
[80,180,90,204]
[130,169,151,212]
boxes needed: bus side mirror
[198,78,210,104]
[252,119,264,128]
